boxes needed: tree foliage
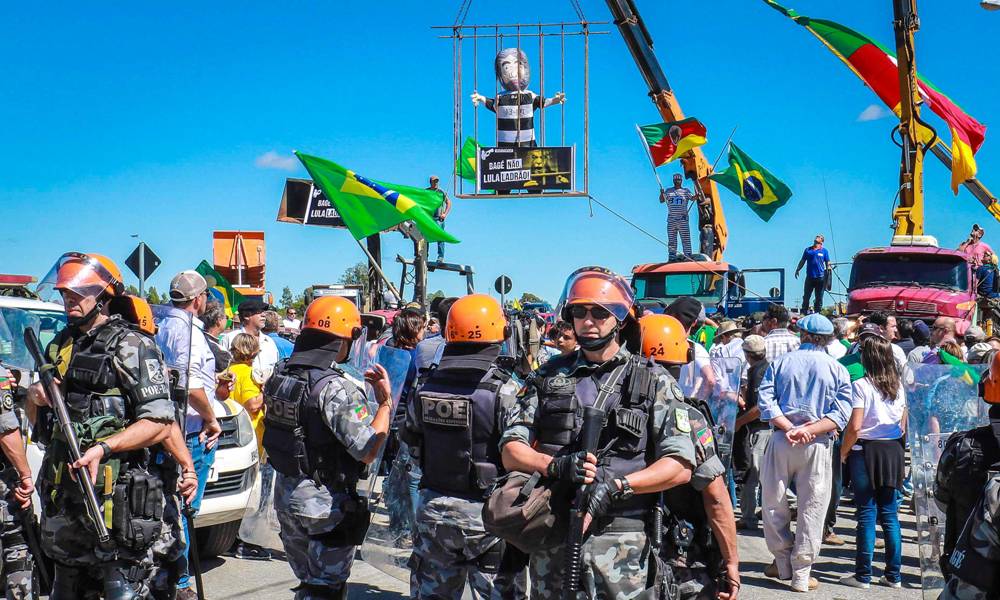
[339,262,369,292]
[520,292,544,304]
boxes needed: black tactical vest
[60,318,135,423]
[415,349,512,499]
[262,360,364,489]
[947,474,1000,594]
[534,354,656,517]
[937,423,1000,567]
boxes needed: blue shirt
[267,332,294,360]
[414,334,446,371]
[801,246,830,279]
[757,344,852,431]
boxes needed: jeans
[802,276,825,313]
[386,441,422,536]
[178,434,217,589]
[436,219,446,260]
[739,429,771,526]
[847,450,902,584]
[825,436,843,533]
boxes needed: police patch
[353,404,369,421]
[674,408,691,433]
[146,360,166,385]
[421,396,471,428]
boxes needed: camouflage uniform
[273,374,380,600]
[407,376,522,600]
[38,316,175,598]
[500,348,705,600]
[0,376,33,600]
[147,473,186,599]
[940,474,1000,600]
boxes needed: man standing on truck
[661,173,694,260]
[958,224,997,297]
[427,175,452,263]
[795,235,831,314]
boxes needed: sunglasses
[569,305,612,320]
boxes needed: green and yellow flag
[196,260,243,318]
[457,137,480,181]
[296,152,459,243]
[710,143,792,222]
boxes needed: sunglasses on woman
[568,305,612,320]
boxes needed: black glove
[582,474,618,522]
[546,451,591,483]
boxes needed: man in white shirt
[221,299,279,381]
[709,321,746,360]
[282,307,301,331]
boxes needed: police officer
[639,313,740,600]
[0,366,36,600]
[500,266,705,600]
[937,350,1000,599]
[264,296,393,600]
[29,252,175,599]
[404,294,521,599]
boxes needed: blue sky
[2,1,998,307]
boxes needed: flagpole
[710,126,739,172]
[635,124,665,190]
[356,238,404,304]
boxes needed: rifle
[563,405,605,600]
[23,327,111,545]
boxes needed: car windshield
[849,254,969,291]
[0,307,66,370]
[633,272,726,305]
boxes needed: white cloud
[856,104,892,122]
[254,150,297,171]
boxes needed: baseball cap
[237,298,268,317]
[913,320,931,342]
[742,334,765,354]
[169,270,207,302]
[967,342,993,364]
[858,322,887,340]
[798,313,834,335]
[966,325,987,343]
[665,297,702,331]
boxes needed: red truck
[847,243,978,326]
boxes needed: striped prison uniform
[665,186,694,258]
[485,91,543,147]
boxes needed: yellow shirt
[229,363,265,457]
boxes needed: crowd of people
[3,253,1000,600]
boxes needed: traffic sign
[494,275,512,295]
[125,243,161,289]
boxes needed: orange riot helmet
[557,266,636,323]
[108,295,156,336]
[985,350,1000,405]
[446,294,508,343]
[37,252,125,304]
[302,296,363,340]
[639,313,694,365]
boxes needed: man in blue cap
[756,312,853,593]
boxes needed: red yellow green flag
[764,1,986,194]
[638,118,708,167]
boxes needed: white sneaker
[839,575,870,589]
[879,576,902,588]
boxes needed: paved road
[198,501,926,599]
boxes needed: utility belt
[310,492,371,547]
[589,515,647,536]
[42,416,164,552]
[312,468,361,493]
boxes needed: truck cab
[847,240,976,325]
[631,259,785,319]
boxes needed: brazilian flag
[457,137,480,181]
[710,143,792,222]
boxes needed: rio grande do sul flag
[764,0,986,194]
[638,118,708,167]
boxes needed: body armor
[262,360,363,489]
[59,318,134,422]
[414,349,511,499]
[534,354,655,517]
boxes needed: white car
[2,296,260,558]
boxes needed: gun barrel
[23,328,112,544]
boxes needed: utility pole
[366,235,384,311]
[891,0,926,239]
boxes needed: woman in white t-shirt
[839,333,906,590]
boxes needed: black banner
[276,178,347,229]
[477,146,574,192]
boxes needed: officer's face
[572,304,617,340]
[60,289,97,320]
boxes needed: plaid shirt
[764,328,801,362]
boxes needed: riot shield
[0,307,45,372]
[359,344,414,582]
[908,364,990,600]
[701,357,742,471]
